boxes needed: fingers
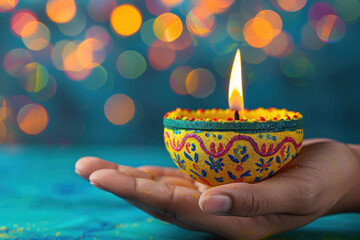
[138,166,194,181]
[199,174,313,217]
[89,169,239,238]
[75,157,152,180]
[127,200,198,231]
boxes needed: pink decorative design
[164,132,302,158]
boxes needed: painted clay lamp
[163,49,303,186]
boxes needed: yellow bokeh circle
[110,4,142,36]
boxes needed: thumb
[198,175,316,217]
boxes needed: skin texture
[75,139,360,240]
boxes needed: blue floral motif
[191,143,196,151]
[258,134,263,139]
[254,176,262,182]
[215,177,224,182]
[194,152,199,163]
[228,154,239,163]
[184,151,193,161]
[218,135,223,140]
[190,169,207,178]
[255,158,273,173]
[268,170,274,178]
[266,134,271,140]
[205,156,224,173]
[240,170,251,178]
[173,130,181,135]
[173,153,186,171]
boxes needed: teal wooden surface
[0,146,359,240]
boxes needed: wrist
[332,144,360,213]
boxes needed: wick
[234,110,239,120]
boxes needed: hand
[75,139,360,240]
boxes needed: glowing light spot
[17,103,49,135]
[226,12,246,42]
[30,76,57,102]
[81,64,107,90]
[263,31,293,58]
[140,18,157,46]
[4,48,33,77]
[161,0,183,7]
[243,18,272,48]
[21,22,50,51]
[63,40,93,73]
[0,120,6,144]
[334,0,360,22]
[186,7,216,37]
[280,49,310,78]
[21,62,49,93]
[316,15,346,43]
[146,0,171,15]
[170,66,193,95]
[301,22,326,50]
[241,46,267,64]
[148,41,175,71]
[10,10,38,37]
[88,0,117,22]
[186,68,216,98]
[153,13,183,42]
[51,40,70,70]
[254,10,282,38]
[193,0,235,14]
[116,51,147,79]
[57,9,87,36]
[110,4,142,36]
[308,2,336,27]
[0,96,10,121]
[274,0,307,12]
[104,94,135,125]
[168,30,193,50]
[46,0,76,23]
[0,0,18,12]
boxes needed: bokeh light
[146,0,171,16]
[186,7,216,37]
[111,4,142,37]
[243,18,272,48]
[254,10,282,39]
[273,0,307,12]
[242,45,267,64]
[316,15,346,43]
[10,10,38,37]
[0,96,10,121]
[57,9,87,36]
[280,49,310,78]
[334,0,360,22]
[17,103,49,135]
[4,48,33,77]
[226,12,246,42]
[301,22,326,50]
[21,22,50,51]
[104,94,135,125]
[161,0,183,8]
[263,31,293,58]
[21,62,49,92]
[140,18,157,46]
[186,68,216,98]
[80,64,108,90]
[0,120,6,144]
[148,41,176,70]
[116,51,147,79]
[193,0,235,14]
[46,0,76,23]
[308,2,336,27]
[170,65,192,95]
[30,76,57,102]
[0,0,18,12]
[87,0,117,22]
[153,13,183,42]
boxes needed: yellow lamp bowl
[163,108,303,186]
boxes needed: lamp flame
[228,49,244,111]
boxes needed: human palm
[75,139,360,240]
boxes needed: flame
[228,48,244,110]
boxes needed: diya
[163,49,303,186]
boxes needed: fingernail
[200,195,232,214]
[90,181,108,191]
[75,169,88,179]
